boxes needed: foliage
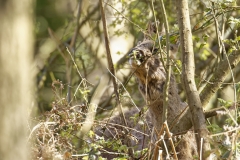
[31,0,240,159]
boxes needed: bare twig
[77,74,108,144]
[200,138,203,160]
[96,120,149,137]
[105,2,150,37]
[78,4,100,29]
[67,0,82,103]
[164,123,178,159]
[170,104,189,129]
[100,148,128,156]
[153,122,178,159]
[210,126,240,137]
[48,23,95,105]
[69,0,82,49]
[158,0,171,124]
[211,2,223,60]
[150,1,166,71]
[204,106,225,118]
[66,48,94,104]
[28,122,57,141]
[212,2,237,125]
[65,48,82,80]
[205,105,238,125]
[99,0,128,127]
[106,68,140,112]
[47,28,68,62]
[200,52,240,108]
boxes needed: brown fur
[96,39,197,159]
[95,107,153,159]
[97,22,198,159]
[129,39,198,159]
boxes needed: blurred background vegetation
[35,0,180,113]
[31,0,240,159]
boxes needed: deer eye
[129,49,143,59]
[128,50,138,58]
[136,51,144,58]
[128,49,146,66]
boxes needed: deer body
[98,23,198,159]
[129,39,198,159]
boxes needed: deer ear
[150,21,159,34]
[144,22,152,40]
[161,23,165,36]
[169,44,179,59]
[149,21,159,34]
[145,21,160,40]
[146,21,153,33]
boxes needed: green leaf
[82,156,89,160]
[88,130,95,138]
[195,37,200,43]
[199,42,207,50]
[217,98,232,108]
[207,124,223,133]
[236,36,240,41]
[202,34,209,42]
[228,17,240,27]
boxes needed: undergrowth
[29,80,240,160]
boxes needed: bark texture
[176,0,211,157]
[0,0,34,160]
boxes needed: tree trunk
[0,0,34,160]
[176,0,211,158]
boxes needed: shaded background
[35,0,240,115]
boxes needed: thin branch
[48,28,93,103]
[204,106,225,119]
[153,122,178,160]
[47,28,68,62]
[210,5,238,124]
[200,50,240,109]
[78,4,100,29]
[210,126,240,137]
[100,148,128,156]
[211,2,223,60]
[204,106,238,125]
[70,0,82,49]
[158,0,171,124]
[66,48,83,80]
[107,68,140,112]
[105,2,148,36]
[99,0,128,127]
[67,0,82,103]
[210,3,238,124]
[164,123,178,160]
[96,121,149,137]
[77,75,108,146]
[150,1,166,71]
